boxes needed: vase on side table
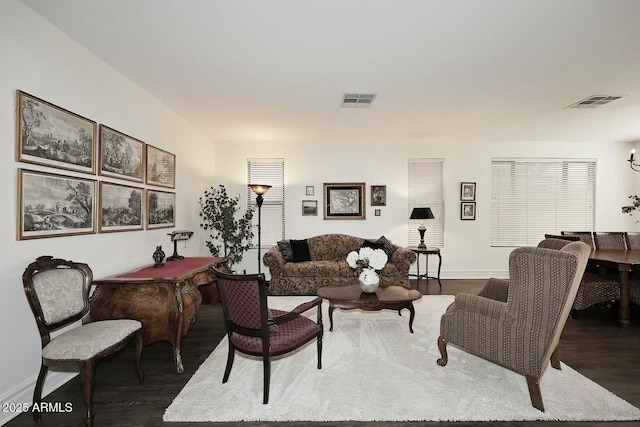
[359,268,379,293]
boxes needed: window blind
[408,158,445,247]
[247,158,285,248]
[491,158,595,247]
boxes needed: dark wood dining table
[588,249,640,328]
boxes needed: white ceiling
[21,0,640,143]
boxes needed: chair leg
[436,336,448,366]
[222,343,235,383]
[263,355,271,404]
[317,333,323,369]
[133,333,144,384]
[550,347,561,370]
[32,364,48,422]
[525,375,545,412]
[80,360,96,427]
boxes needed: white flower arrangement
[346,247,388,271]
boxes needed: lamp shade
[248,184,272,195]
[410,207,435,220]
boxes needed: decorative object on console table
[146,144,175,188]
[16,90,97,174]
[460,182,476,201]
[323,182,366,220]
[91,257,228,373]
[98,124,145,183]
[153,245,165,268]
[409,207,434,249]
[248,184,272,274]
[18,168,96,240]
[461,202,476,220]
[167,230,194,261]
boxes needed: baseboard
[0,371,77,426]
[409,269,509,280]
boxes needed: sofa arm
[390,247,417,275]
[263,245,285,277]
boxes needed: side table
[408,246,442,288]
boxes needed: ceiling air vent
[341,93,377,108]
[565,95,624,109]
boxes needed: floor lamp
[249,184,271,274]
[410,207,434,249]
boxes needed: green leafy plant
[199,185,254,266]
[622,195,640,222]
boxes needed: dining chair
[22,256,144,427]
[210,266,323,404]
[593,232,627,250]
[561,231,594,248]
[624,232,640,250]
[436,238,590,411]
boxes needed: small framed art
[461,182,476,201]
[371,185,386,206]
[323,182,366,220]
[99,125,145,183]
[147,190,175,229]
[146,145,175,188]
[302,200,318,216]
[461,202,476,220]
[99,182,144,233]
[306,186,314,196]
[18,168,96,240]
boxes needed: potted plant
[199,185,254,267]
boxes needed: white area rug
[164,295,640,422]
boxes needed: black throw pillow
[277,240,294,262]
[290,239,312,262]
[376,235,399,259]
[362,239,384,251]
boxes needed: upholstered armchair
[436,239,590,411]
[23,256,144,427]
[210,266,323,404]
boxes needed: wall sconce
[628,149,640,172]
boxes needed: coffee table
[317,285,423,333]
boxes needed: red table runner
[116,257,223,279]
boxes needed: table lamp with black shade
[249,184,272,274]
[410,207,434,249]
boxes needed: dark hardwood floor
[6,279,640,427]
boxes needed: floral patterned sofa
[263,233,416,295]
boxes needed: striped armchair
[436,239,590,411]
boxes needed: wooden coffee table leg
[328,300,335,332]
[408,302,416,333]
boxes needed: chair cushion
[231,314,320,354]
[42,319,141,361]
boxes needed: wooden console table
[91,257,227,373]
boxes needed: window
[491,158,595,247]
[247,158,284,248]
[408,159,444,247]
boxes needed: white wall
[0,2,215,422]
[216,139,638,277]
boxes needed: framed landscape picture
[146,145,175,188]
[18,169,96,240]
[99,125,145,183]
[323,182,365,220]
[99,182,144,233]
[146,190,175,229]
[302,200,318,216]
[16,91,97,174]
[461,202,476,220]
